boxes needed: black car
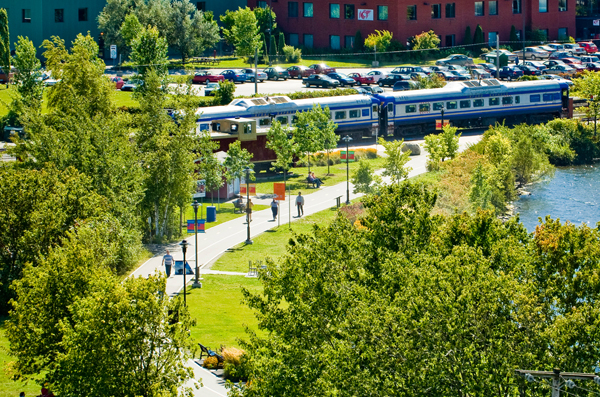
[393,81,419,91]
[516,64,542,76]
[303,74,340,88]
[378,74,410,87]
[263,67,290,80]
[326,72,356,86]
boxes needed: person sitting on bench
[310,172,324,188]
[234,197,246,213]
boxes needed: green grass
[113,90,139,108]
[211,206,340,273]
[182,202,269,235]
[0,319,41,397]
[186,275,264,350]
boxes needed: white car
[541,74,574,86]
[121,79,143,91]
[563,43,586,55]
[240,68,267,83]
[366,70,386,82]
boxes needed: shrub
[213,80,236,105]
[338,202,365,223]
[283,45,302,63]
[355,148,378,159]
[222,347,250,381]
[203,356,219,369]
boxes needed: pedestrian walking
[246,199,254,222]
[162,250,174,277]
[295,192,304,217]
[270,198,279,220]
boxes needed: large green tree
[11,36,43,111]
[129,25,169,89]
[294,104,337,174]
[221,7,261,57]
[378,137,412,184]
[0,8,9,71]
[266,120,299,195]
[223,140,254,188]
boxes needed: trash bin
[206,206,216,223]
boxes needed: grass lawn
[186,275,264,350]
[182,202,269,236]
[0,318,41,397]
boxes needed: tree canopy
[221,7,261,57]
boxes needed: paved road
[131,134,482,396]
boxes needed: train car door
[385,102,394,136]
[378,102,394,136]
[378,103,387,136]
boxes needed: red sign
[187,219,205,233]
[240,184,256,195]
[341,151,355,162]
[358,9,374,20]
[436,120,450,130]
[274,183,286,200]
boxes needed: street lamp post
[440,105,445,131]
[342,135,352,204]
[244,167,253,244]
[191,201,201,288]
[179,239,189,306]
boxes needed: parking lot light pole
[179,239,189,306]
[192,201,202,288]
[342,135,352,204]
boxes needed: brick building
[249,0,576,50]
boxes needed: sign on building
[110,45,117,59]
[358,9,374,21]
[594,19,600,26]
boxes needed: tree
[278,32,285,54]
[351,160,378,193]
[120,13,142,49]
[574,71,600,129]
[129,25,169,89]
[424,125,461,171]
[0,8,9,71]
[223,140,254,190]
[253,6,277,39]
[266,120,298,196]
[473,24,485,45]
[411,30,440,50]
[213,79,236,105]
[463,26,472,46]
[469,161,493,210]
[354,30,364,51]
[11,36,43,112]
[196,129,225,204]
[294,104,336,174]
[364,29,393,52]
[222,7,261,57]
[167,0,220,64]
[378,137,412,184]
[98,0,135,56]
[269,35,277,59]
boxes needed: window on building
[558,28,568,40]
[446,3,456,17]
[78,8,88,21]
[290,33,299,46]
[288,2,299,17]
[488,31,498,46]
[335,110,346,119]
[304,34,313,48]
[22,9,31,23]
[330,4,340,18]
[55,9,64,23]
[345,35,354,48]
[257,1,267,8]
[330,35,341,50]
[259,118,270,126]
[432,4,442,18]
[539,0,547,12]
[489,97,500,106]
[406,105,417,113]
[489,1,497,15]
[558,0,567,11]
[513,0,521,14]
[445,34,455,46]
[475,2,484,16]
[447,101,457,109]
[196,2,206,11]
[378,5,388,20]
[407,5,417,20]
[345,4,355,19]
[303,3,313,17]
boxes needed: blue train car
[374,79,569,136]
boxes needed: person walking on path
[270,198,279,220]
[295,192,304,217]
[162,250,174,276]
[246,199,254,222]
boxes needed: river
[514,165,600,232]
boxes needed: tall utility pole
[516,369,600,397]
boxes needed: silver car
[240,68,267,83]
[563,43,586,56]
[522,47,550,60]
[435,54,474,66]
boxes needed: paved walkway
[130,134,482,396]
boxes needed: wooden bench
[198,343,224,365]
[306,178,317,188]
[233,200,246,214]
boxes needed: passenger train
[196,79,570,169]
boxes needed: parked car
[544,60,568,68]
[524,60,548,72]
[429,65,449,72]
[516,64,542,76]
[549,51,579,61]
[391,66,432,75]
[449,70,470,80]
[410,72,429,80]
[240,68,267,83]
[366,70,386,82]
[436,70,459,81]
[546,43,565,51]
[110,76,124,89]
[522,46,550,60]
[484,49,518,63]
[393,80,419,91]
[121,79,142,91]
[326,72,356,86]
[471,69,492,79]
[541,74,574,86]
[561,58,582,65]
[192,71,225,84]
[287,65,315,79]
[308,63,336,74]
[347,72,375,85]
[352,87,371,94]
[578,41,598,53]
[545,64,576,75]
[204,82,220,96]
[378,74,410,87]
[362,85,384,94]
[447,65,468,72]
[538,45,556,52]
[302,74,340,88]
[563,43,586,55]
[584,62,600,71]
[580,55,600,63]
[480,63,497,72]
[435,54,474,66]
[220,69,247,83]
[569,63,588,72]
[498,65,524,80]
[263,67,290,80]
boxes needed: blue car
[326,72,356,87]
[220,69,247,84]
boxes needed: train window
[231,124,238,132]
[502,97,513,105]
[405,105,417,113]
[543,94,553,101]
[259,118,271,126]
[419,103,430,112]
[244,124,252,134]
[515,96,520,104]
[433,102,444,110]
[530,94,541,102]
[489,97,500,106]
[292,115,298,124]
[372,105,378,113]
[460,100,471,109]
[446,101,457,110]
[473,99,484,107]
[213,123,221,131]
[387,103,393,112]
[276,116,288,125]
[362,109,370,117]
[199,123,210,131]
[335,111,346,119]
[553,93,561,100]
[349,109,360,118]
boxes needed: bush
[222,347,250,381]
[283,45,302,63]
[355,148,378,159]
[203,356,219,369]
[213,80,236,105]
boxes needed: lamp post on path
[342,135,352,205]
[244,167,253,245]
[191,201,202,288]
[179,239,189,306]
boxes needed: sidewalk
[130,134,482,396]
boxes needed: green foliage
[213,79,236,105]
[469,161,493,210]
[463,26,472,46]
[412,73,446,89]
[510,25,521,50]
[269,35,276,58]
[574,70,600,126]
[11,36,43,113]
[378,137,412,184]
[266,120,298,173]
[253,6,277,39]
[0,8,9,70]
[130,25,169,88]
[364,30,393,52]
[196,130,225,195]
[351,160,379,193]
[224,7,261,57]
[294,104,338,172]
[278,32,285,54]
[223,140,254,184]
[282,45,301,63]
[120,13,142,49]
[411,30,440,50]
[544,118,597,164]
[354,30,364,51]
[528,28,548,42]
[473,24,484,44]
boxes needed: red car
[347,73,374,85]
[286,65,315,79]
[584,62,600,71]
[578,41,598,53]
[192,71,225,84]
[561,57,582,65]
[110,76,124,90]
[309,63,336,74]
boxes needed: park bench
[233,200,246,214]
[198,343,224,365]
[305,177,317,188]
